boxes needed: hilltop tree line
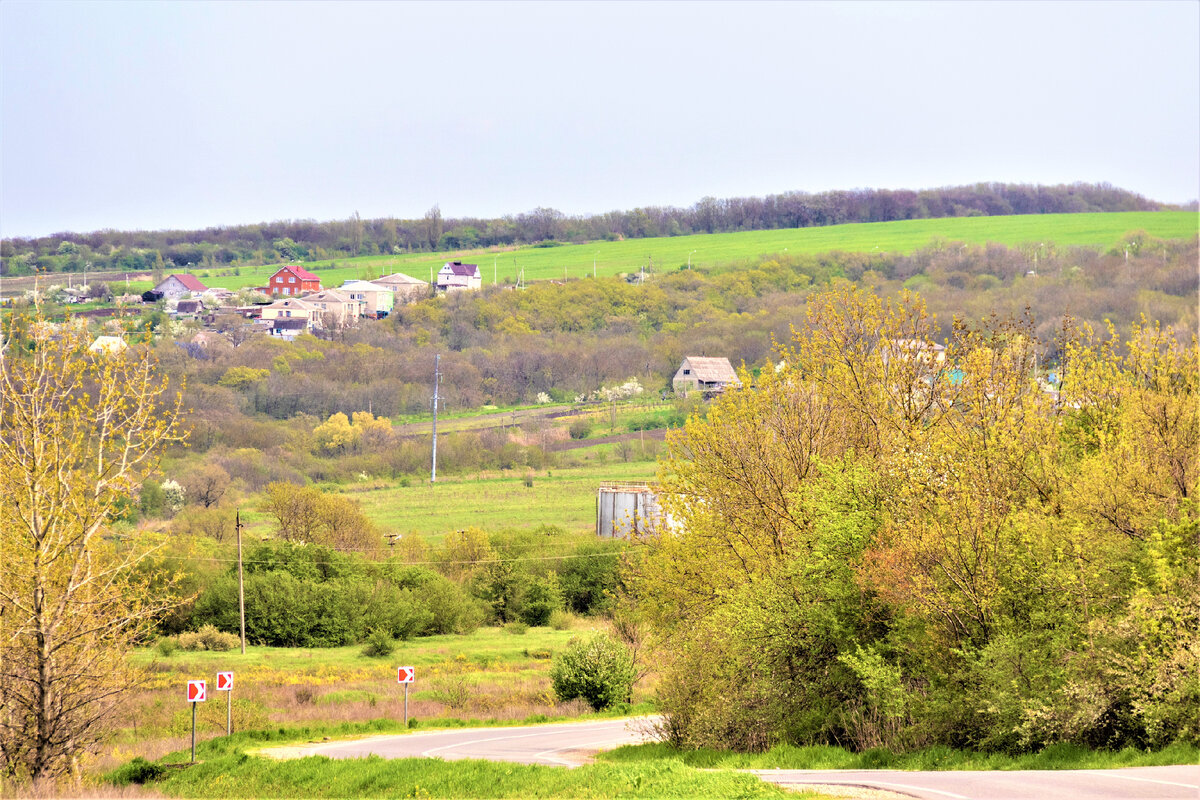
[1,182,1172,276]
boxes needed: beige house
[436,261,482,292]
[300,289,362,328]
[339,280,395,317]
[259,297,317,326]
[672,356,739,396]
[375,272,432,304]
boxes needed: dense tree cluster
[1,182,1170,276]
[630,286,1198,754]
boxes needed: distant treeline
[0,182,1175,276]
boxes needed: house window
[289,276,295,283]
[683,369,690,375]
[283,287,290,296]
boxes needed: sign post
[397,666,415,727]
[186,680,206,762]
[216,672,234,735]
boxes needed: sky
[1,0,1197,238]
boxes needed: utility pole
[431,354,441,483]
[236,510,246,654]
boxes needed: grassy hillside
[177,211,1196,292]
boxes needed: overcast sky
[2,0,1197,238]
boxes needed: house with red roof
[267,265,322,297]
[153,273,208,299]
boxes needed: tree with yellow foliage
[0,322,184,783]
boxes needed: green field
[338,461,659,540]
[175,211,1196,293]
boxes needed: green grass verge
[179,211,1197,292]
[106,726,797,799]
[599,739,1200,771]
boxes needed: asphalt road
[262,719,1199,800]
[289,717,658,767]
[751,765,1200,800]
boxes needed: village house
[374,272,432,304]
[267,265,322,297]
[672,356,739,397]
[172,298,206,320]
[300,289,362,328]
[436,261,482,293]
[88,335,128,355]
[884,338,947,366]
[258,297,318,335]
[338,280,395,318]
[153,273,207,300]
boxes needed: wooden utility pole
[236,510,246,654]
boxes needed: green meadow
[173,210,1196,292]
[337,461,659,541]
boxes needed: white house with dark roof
[436,261,482,292]
[672,356,739,396]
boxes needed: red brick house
[267,265,321,297]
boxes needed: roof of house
[89,335,127,354]
[681,356,737,383]
[275,264,321,281]
[263,298,316,311]
[271,318,310,330]
[375,272,428,286]
[301,290,352,304]
[340,280,389,292]
[175,299,204,313]
[441,261,479,277]
[161,273,207,292]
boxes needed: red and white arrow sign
[187,680,207,702]
[397,666,415,684]
[216,672,233,691]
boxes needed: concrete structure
[597,481,666,538]
[267,265,321,297]
[436,261,482,292]
[672,356,738,396]
[153,273,207,299]
[339,280,395,317]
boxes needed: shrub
[361,627,395,658]
[568,419,593,439]
[155,637,179,657]
[520,573,563,627]
[110,756,165,785]
[178,623,239,652]
[548,609,575,631]
[550,633,636,711]
[504,621,529,635]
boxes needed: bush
[548,609,575,631]
[178,623,239,652]
[109,756,165,785]
[568,419,593,439]
[550,632,637,711]
[504,621,529,635]
[361,627,395,658]
[155,637,179,657]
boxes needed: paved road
[261,720,1198,799]
[751,765,1200,800]
[274,717,658,767]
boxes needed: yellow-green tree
[0,323,184,782]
